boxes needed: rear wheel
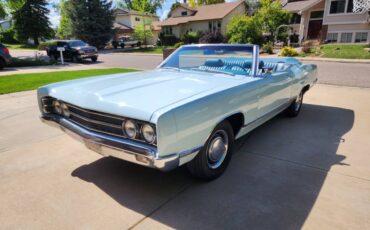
[187,121,234,180]
[91,57,98,62]
[121,44,125,49]
[285,90,303,117]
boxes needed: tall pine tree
[69,0,114,49]
[12,0,52,45]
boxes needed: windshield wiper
[190,68,235,76]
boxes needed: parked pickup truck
[46,40,98,63]
[112,36,141,49]
[38,44,318,180]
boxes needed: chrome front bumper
[41,114,180,171]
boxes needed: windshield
[68,40,88,47]
[160,45,256,76]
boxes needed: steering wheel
[225,64,248,72]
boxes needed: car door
[257,72,293,116]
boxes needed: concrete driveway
[1,84,370,229]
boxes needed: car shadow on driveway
[71,103,354,230]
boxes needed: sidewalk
[0,64,111,76]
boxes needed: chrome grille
[66,103,126,138]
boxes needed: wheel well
[224,113,244,136]
[302,85,310,94]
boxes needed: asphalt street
[97,52,370,88]
[9,49,370,88]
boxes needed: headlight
[141,124,156,143]
[61,103,70,118]
[123,120,137,138]
[53,100,62,114]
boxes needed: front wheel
[187,121,234,180]
[285,90,303,117]
[91,57,98,62]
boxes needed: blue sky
[47,0,236,28]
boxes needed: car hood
[41,69,244,122]
[75,46,97,52]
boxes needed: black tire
[137,42,141,47]
[72,55,79,63]
[187,121,234,181]
[285,90,303,117]
[91,57,98,62]
[0,58,5,70]
[113,45,118,49]
[121,44,125,49]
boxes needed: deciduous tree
[226,15,263,45]
[57,0,73,39]
[254,0,291,41]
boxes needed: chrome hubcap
[294,92,303,111]
[207,130,229,169]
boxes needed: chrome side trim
[243,99,293,128]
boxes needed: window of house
[209,21,221,32]
[310,11,324,18]
[290,13,301,24]
[163,26,173,35]
[135,17,140,22]
[329,0,354,14]
[326,33,338,42]
[355,32,368,43]
[181,11,187,16]
[340,32,353,43]
[330,0,346,13]
[346,0,353,12]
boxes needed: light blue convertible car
[38,44,317,180]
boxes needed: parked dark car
[112,36,141,49]
[0,43,12,69]
[46,40,98,63]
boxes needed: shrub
[262,41,274,54]
[182,31,202,44]
[301,40,319,53]
[9,57,56,67]
[38,41,57,51]
[0,28,18,43]
[159,33,178,46]
[280,46,298,57]
[199,32,224,44]
[174,42,184,48]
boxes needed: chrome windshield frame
[157,44,260,77]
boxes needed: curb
[108,52,162,56]
[297,57,370,64]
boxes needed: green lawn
[0,68,138,94]
[4,43,38,50]
[321,44,370,59]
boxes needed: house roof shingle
[157,0,245,27]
